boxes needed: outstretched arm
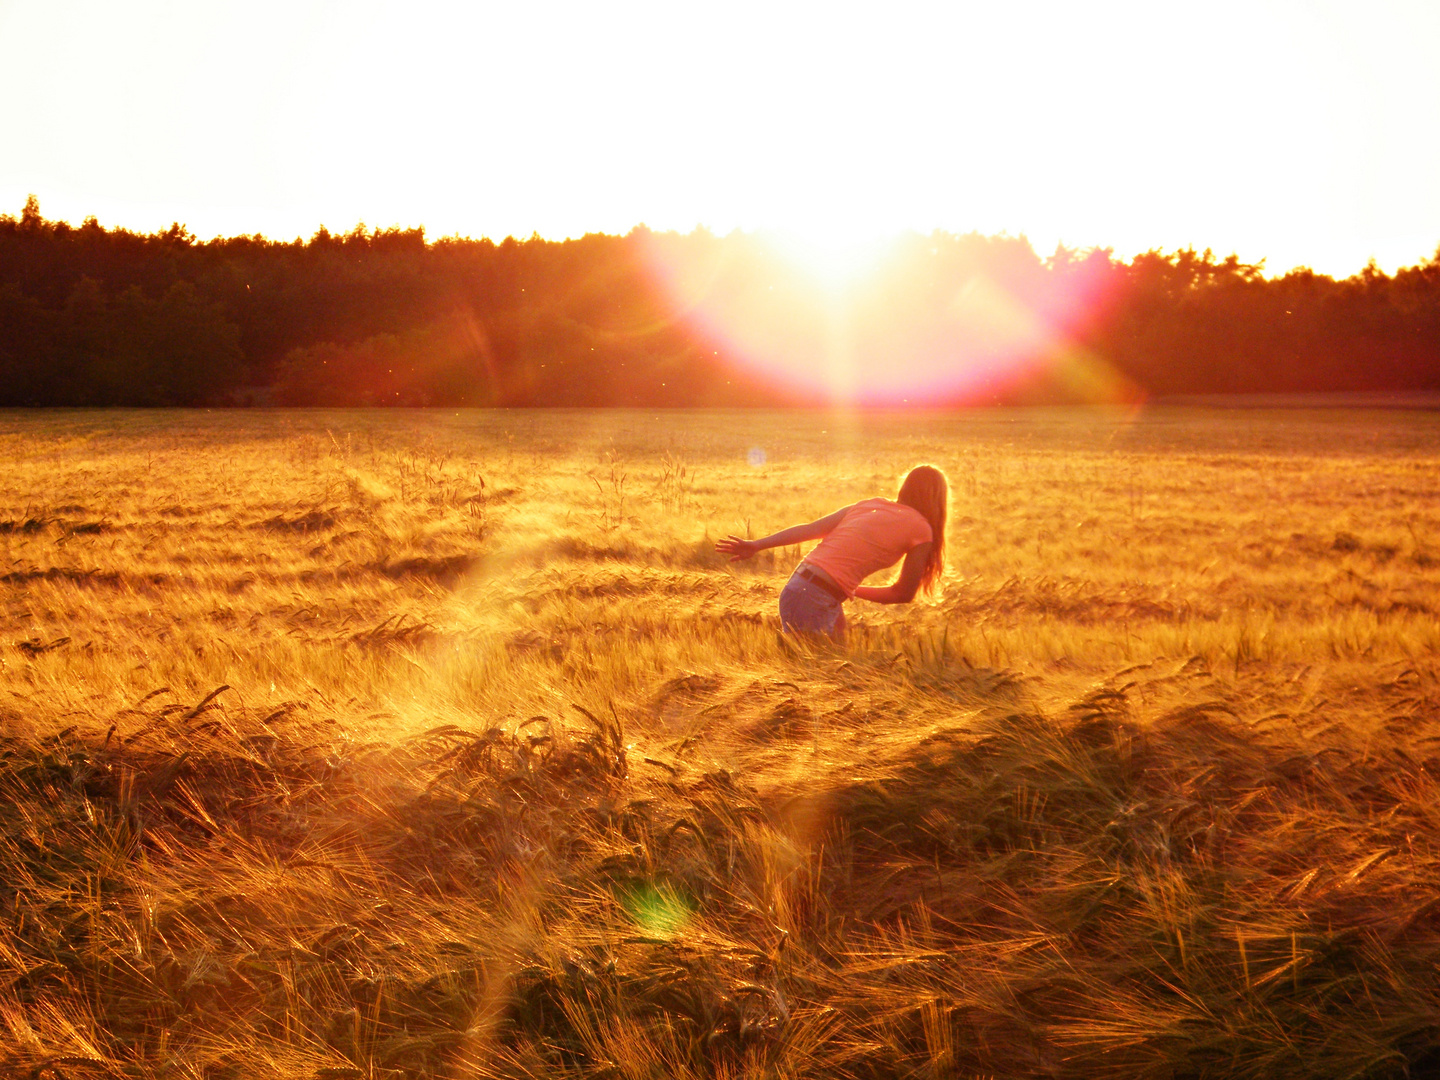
[852,542,933,604]
[715,505,853,562]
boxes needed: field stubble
[2,406,1440,1079]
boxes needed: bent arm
[851,541,932,604]
[715,505,852,562]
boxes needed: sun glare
[757,230,899,296]
[638,227,1138,408]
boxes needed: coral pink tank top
[803,498,933,596]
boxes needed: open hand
[715,535,759,562]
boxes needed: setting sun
[757,230,901,295]
[629,226,1138,406]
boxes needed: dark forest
[2,196,1437,407]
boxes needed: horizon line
[7,194,1438,283]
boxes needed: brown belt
[797,566,847,603]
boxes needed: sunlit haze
[3,0,1439,277]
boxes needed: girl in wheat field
[715,464,947,638]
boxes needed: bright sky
[2,0,1438,277]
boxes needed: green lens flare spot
[621,882,695,939]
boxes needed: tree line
[2,195,1437,407]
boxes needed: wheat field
[3,406,1440,1079]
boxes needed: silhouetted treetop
[1,195,1437,406]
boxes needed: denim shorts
[778,572,844,635]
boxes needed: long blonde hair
[896,464,948,596]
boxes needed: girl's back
[802,498,933,596]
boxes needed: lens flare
[621,882,694,940]
[639,230,1142,406]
